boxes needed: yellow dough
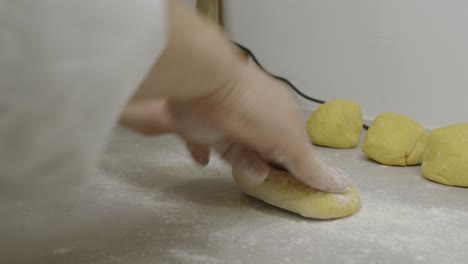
[232,168,361,219]
[422,123,468,187]
[361,112,427,166]
[306,99,363,148]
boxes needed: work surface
[4,123,468,263]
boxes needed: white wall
[224,0,468,129]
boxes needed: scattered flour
[85,131,468,264]
[53,247,74,255]
[168,249,219,264]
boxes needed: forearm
[132,0,247,101]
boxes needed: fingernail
[331,175,349,193]
[240,167,269,186]
[340,174,350,186]
[335,168,350,188]
[200,154,209,165]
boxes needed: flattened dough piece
[422,123,468,187]
[306,99,363,148]
[232,168,361,219]
[361,112,427,166]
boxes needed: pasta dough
[306,99,363,149]
[422,123,468,187]
[361,112,427,166]
[232,168,361,219]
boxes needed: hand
[119,98,176,136]
[166,62,348,193]
[119,98,211,166]
[120,0,348,193]
[121,63,348,193]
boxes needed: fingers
[214,141,269,186]
[285,146,349,193]
[186,142,210,166]
[162,62,348,193]
[119,99,177,136]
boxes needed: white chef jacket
[0,0,167,196]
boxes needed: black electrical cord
[233,41,369,130]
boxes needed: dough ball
[232,168,361,219]
[422,123,468,187]
[361,112,427,166]
[306,99,363,148]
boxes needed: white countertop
[2,112,468,264]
